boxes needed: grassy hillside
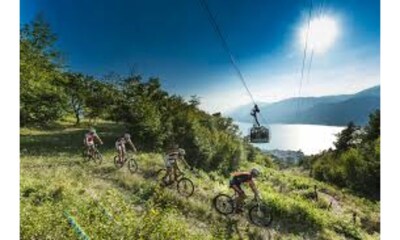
[20,122,380,239]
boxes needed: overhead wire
[318,0,326,17]
[305,48,314,84]
[296,0,314,116]
[306,0,327,85]
[198,0,256,105]
[198,0,270,126]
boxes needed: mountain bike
[82,144,103,164]
[155,168,194,197]
[213,192,273,227]
[113,152,138,173]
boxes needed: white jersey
[84,132,97,145]
[115,137,128,146]
[164,148,185,167]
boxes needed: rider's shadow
[225,218,273,240]
[225,218,245,240]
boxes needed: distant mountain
[227,85,380,126]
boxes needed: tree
[189,95,201,107]
[363,109,380,143]
[309,110,381,200]
[110,75,246,171]
[63,73,89,125]
[20,15,67,126]
[334,121,359,152]
[111,77,167,150]
[359,110,380,199]
[85,80,118,124]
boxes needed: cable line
[198,0,257,106]
[198,0,271,129]
[296,0,314,116]
[306,0,325,85]
[318,0,326,17]
[306,48,314,84]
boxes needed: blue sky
[21,0,380,113]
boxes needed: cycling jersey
[164,148,185,168]
[165,150,178,166]
[116,137,128,145]
[85,133,97,146]
[230,172,253,187]
[115,137,129,152]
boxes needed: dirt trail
[319,192,343,214]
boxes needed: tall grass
[20,123,380,239]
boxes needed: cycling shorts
[115,142,126,152]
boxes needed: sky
[20,0,380,113]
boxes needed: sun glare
[300,16,339,54]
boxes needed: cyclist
[162,144,192,185]
[115,133,137,164]
[84,128,103,156]
[229,168,261,213]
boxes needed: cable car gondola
[249,105,270,143]
[198,0,271,144]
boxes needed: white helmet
[251,168,260,177]
[124,133,131,139]
[179,148,186,156]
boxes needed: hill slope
[20,123,380,239]
[228,85,380,126]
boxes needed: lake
[235,122,345,155]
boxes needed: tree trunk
[75,112,80,126]
[314,185,319,201]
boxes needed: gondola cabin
[250,126,270,143]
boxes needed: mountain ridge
[227,85,380,126]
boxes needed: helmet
[89,128,96,134]
[124,133,131,139]
[178,148,186,156]
[250,168,260,177]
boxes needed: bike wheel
[248,204,273,227]
[155,168,172,186]
[177,177,194,197]
[114,156,124,169]
[128,158,138,173]
[213,194,234,215]
[93,150,103,165]
[154,168,166,180]
[82,148,90,162]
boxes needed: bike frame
[229,191,261,210]
[163,161,185,179]
[86,144,99,158]
[119,152,133,164]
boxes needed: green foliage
[20,15,67,126]
[20,155,207,240]
[111,77,168,150]
[363,110,380,143]
[84,80,119,124]
[20,14,380,240]
[20,16,270,174]
[334,121,360,152]
[309,110,380,200]
[20,16,120,127]
[62,73,90,125]
[109,76,248,172]
[246,144,274,168]
[136,207,205,239]
[20,124,380,239]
